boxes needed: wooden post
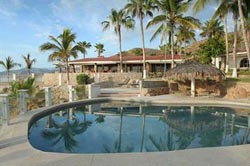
[191,78,195,97]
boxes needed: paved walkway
[0,95,250,166]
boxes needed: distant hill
[112,48,163,57]
[0,67,56,75]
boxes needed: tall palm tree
[147,0,200,68]
[200,19,224,39]
[212,0,230,73]
[0,56,21,82]
[40,28,79,85]
[23,53,36,75]
[94,43,105,57]
[231,1,239,78]
[237,0,250,68]
[102,8,134,73]
[124,0,158,79]
[76,41,91,59]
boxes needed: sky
[0,0,234,70]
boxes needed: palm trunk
[238,0,250,67]
[224,16,229,73]
[7,70,9,83]
[170,26,175,68]
[139,12,147,79]
[232,16,238,78]
[66,58,70,85]
[118,26,123,73]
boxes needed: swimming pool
[28,100,250,153]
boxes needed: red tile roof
[70,55,182,63]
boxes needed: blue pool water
[28,102,250,153]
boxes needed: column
[12,73,16,81]
[68,85,75,102]
[191,78,195,97]
[18,89,28,114]
[0,94,9,125]
[44,87,52,107]
[58,73,62,86]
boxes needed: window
[240,58,249,67]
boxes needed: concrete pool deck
[0,94,250,166]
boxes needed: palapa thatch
[164,61,225,82]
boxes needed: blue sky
[0,0,233,70]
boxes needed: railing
[0,85,86,126]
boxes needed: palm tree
[200,19,224,39]
[237,0,250,68]
[23,53,36,75]
[94,43,105,57]
[212,0,230,73]
[102,8,134,73]
[231,2,239,78]
[147,0,200,68]
[40,28,79,85]
[76,41,91,59]
[176,25,196,55]
[0,56,21,82]
[124,0,158,79]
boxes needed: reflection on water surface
[28,102,250,153]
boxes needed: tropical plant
[200,19,224,38]
[176,25,196,55]
[197,35,225,64]
[23,53,36,75]
[40,28,79,85]
[9,77,36,96]
[146,0,200,69]
[76,74,89,85]
[94,43,105,57]
[76,41,91,59]
[0,56,21,82]
[102,8,134,73]
[124,0,158,79]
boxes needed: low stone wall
[43,72,142,87]
[224,82,250,99]
[140,80,169,96]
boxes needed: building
[68,54,183,75]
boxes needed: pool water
[28,102,250,153]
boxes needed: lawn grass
[226,77,250,83]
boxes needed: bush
[9,77,37,96]
[76,74,89,85]
[75,85,86,99]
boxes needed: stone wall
[224,82,250,99]
[140,80,169,96]
[43,72,142,87]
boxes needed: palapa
[164,61,225,97]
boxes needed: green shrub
[76,74,89,85]
[9,77,36,96]
[75,85,86,99]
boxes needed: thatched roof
[164,61,225,82]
